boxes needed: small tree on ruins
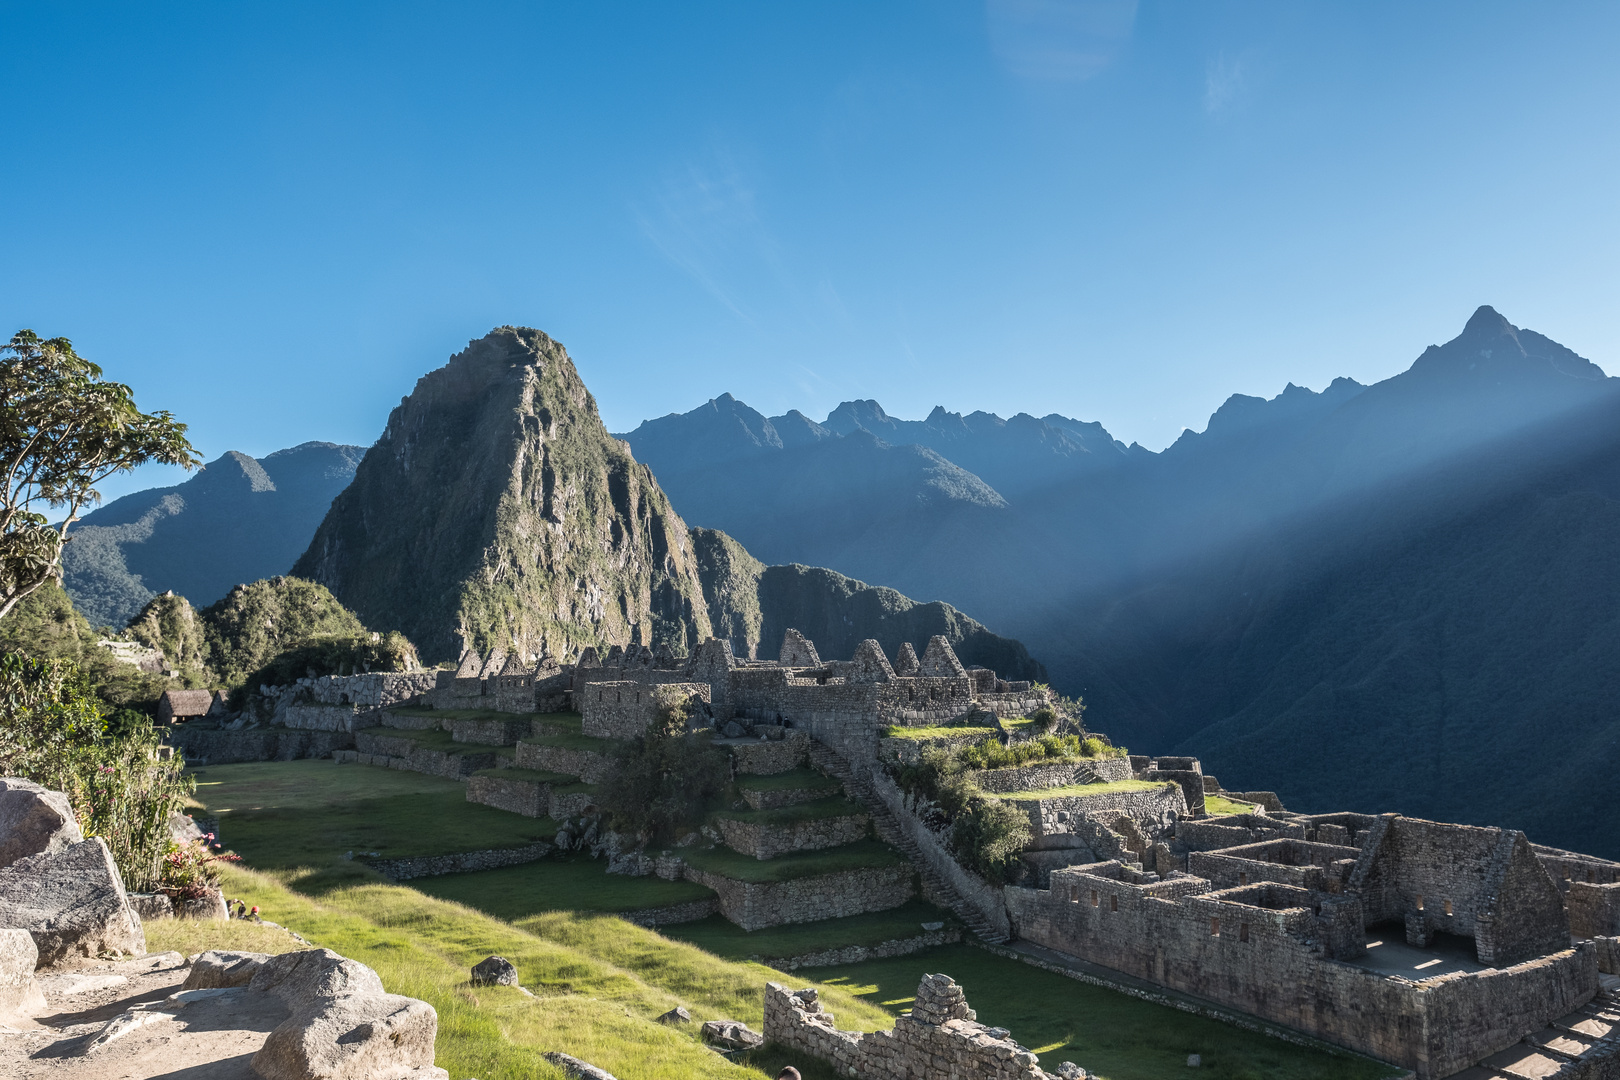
[600,688,726,843]
[0,331,199,621]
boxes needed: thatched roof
[159,689,214,718]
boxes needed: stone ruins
[165,628,1620,1080]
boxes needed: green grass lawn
[682,839,907,884]
[1203,794,1259,817]
[358,725,515,755]
[880,724,999,741]
[995,778,1170,800]
[471,766,580,785]
[811,944,1398,1080]
[713,795,868,826]
[734,767,840,794]
[662,899,957,961]
[411,855,717,919]
[189,761,556,871]
[518,729,625,754]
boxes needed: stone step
[807,742,1009,945]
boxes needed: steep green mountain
[61,442,364,628]
[292,326,1047,674]
[294,327,718,663]
[0,582,168,709]
[690,528,1044,680]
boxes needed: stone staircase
[1450,982,1620,1079]
[807,741,1009,945]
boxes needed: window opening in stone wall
[1069,885,1078,903]
[1444,899,1453,916]
[1415,894,1424,911]
[1210,918,1220,937]
[1111,895,1118,912]
[1239,923,1249,942]
[1589,869,1597,883]
[1239,872,1248,886]
[1091,890,1099,908]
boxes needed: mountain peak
[1463,304,1512,336]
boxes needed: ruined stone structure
[764,974,1080,1080]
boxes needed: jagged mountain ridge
[291,327,1043,675]
[61,442,365,628]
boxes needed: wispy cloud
[986,0,1138,83]
[1204,53,1248,115]
[634,145,786,321]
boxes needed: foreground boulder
[0,837,144,966]
[470,955,519,987]
[702,1018,765,1051]
[0,777,83,869]
[249,947,386,1002]
[182,948,271,990]
[254,990,442,1080]
[0,928,45,1021]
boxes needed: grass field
[661,900,957,961]
[879,724,999,741]
[812,944,1398,1080]
[681,839,908,884]
[712,795,868,827]
[185,759,1401,1080]
[995,778,1170,801]
[1203,794,1260,817]
[414,855,716,919]
[733,768,840,794]
[518,729,626,754]
[190,761,556,874]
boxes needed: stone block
[253,991,443,1080]
[0,837,144,966]
[184,949,271,989]
[0,776,83,868]
[0,927,45,1019]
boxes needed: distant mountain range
[61,443,364,628]
[621,307,1620,855]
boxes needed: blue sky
[5,2,1618,501]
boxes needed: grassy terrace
[518,726,625,754]
[713,795,868,827]
[414,856,716,920]
[1203,794,1259,817]
[682,839,907,884]
[994,778,1169,801]
[471,766,584,786]
[190,761,556,866]
[880,724,999,741]
[359,724,515,757]
[663,900,958,961]
[734,767,840,794]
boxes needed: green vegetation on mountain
[294,327,716,663]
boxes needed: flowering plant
[158,835,241,899]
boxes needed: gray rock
[167,810,205,844]
[543,1051,620,1080]
[701,1018,765,1051]
[128,892,175,921]
[183,949,271,990]
[253,990,444,1080]
[722,722,747,738]
[248,948,385,1004]
[175,886,229,920]
[656,1005,692,1024]
[0,776,83,869]
[1187,1053,1202,1067]
[0,837,144,966]
[0,927,45,1019]
[470,955,519,987]
[1055,1063,1089,1079]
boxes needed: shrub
[958,733,1082,771]
[0,652,193,891]
[159,836,241,899]
[951,798,1033,883]
[599,731,730,844]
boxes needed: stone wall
[466,773,547,817]
[741,782,837,811]
[971,762,1085,794]
[1008,863,1598,1080]
[1567,882,1620,939]
[730,732,809,776]
[716,811,869,860]
[763,927,962,971]
[580,680,711,739]
[866,766,1013,940]
[347,732,501,779]
[1009,783,1186,842]
[1175,816,1307,851]
[170,727,353,764]
[449,717,531,745]
[363,842,553,880]
[514,742,614,784]
[1188,840,1362,893]
[619,897,721,927]
[763,975,1063,1080]
[681,864,914,930]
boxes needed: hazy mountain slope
[690,527,1044,680]
[294,327,717,663]
[61,442,364,628]
[1054,389,1620,856]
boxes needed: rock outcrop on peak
[295,328,716,662]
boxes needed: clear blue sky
[5,2,1618,501]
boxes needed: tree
[0,330,199,620]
